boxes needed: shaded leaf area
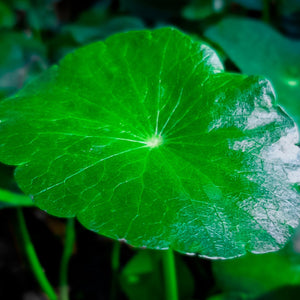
[204,17,300,130]
[181,0,228,21]
[1,0,59,31]
[212,244,300,299]
[47,2,146,62]
[120,250,194,299]
[120,0,189,21]
[0,2,15,28]
[0,31,47,98]
[231,0,263,11]
[63,15,145,45]
[0,27,299,258]
[182,0,217,21]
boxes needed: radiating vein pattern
[0,27,299,258]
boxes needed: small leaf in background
[64,16,145,45]
[4,0,59,31]
[0,2,15,28]
[182,0,226,21]
[0,28,299,258]
[230,0,263,10]
[121,250,194,300]
[0,188,33,209]
[204,17,300,128]
[182,0,216,21]
[212,248,300,298]
[49,3,145,62]
[120,0,189,20]
[0,31,47,98]
[121,250,164,300]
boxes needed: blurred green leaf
[2,0,30,11]
[0,30,47,97]
[50,3,145,61]
[182,0,215,20]
[182,0,226,20]
[121,250,163,300]
[3,0,59,31]
[205,17,300,128]
[0,188,33,209]
[64,16,145,44]
[121,250,194,300]
[0,2,15,28]
[231,0,263,10]
[212,249,300,298]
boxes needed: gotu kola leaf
[0,27,299,258]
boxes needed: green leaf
[0,27,299,258]
[182,0,216,21]
[10,0,58,31]
[121,250,194,300]
[231,0,263,10]
[121,250,164,300]
[0,188,33,209]
[0,2,15,28]
[212,249,300,297]
[204,17,300,129]
[182,0,226,20]
[64,16,145,44]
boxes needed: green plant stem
[17,208,57,300]
[111,241,121,272]
[162,249,178,300]
[59,218,75,300]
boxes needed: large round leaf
[0,28,299,258]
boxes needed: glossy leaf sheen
[205,17,300,128]
[0,28,299,258]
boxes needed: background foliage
[0,0,300,299]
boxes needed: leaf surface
[0,28,299,258]
[205,17,300,129]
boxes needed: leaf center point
[146,134,163,148]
